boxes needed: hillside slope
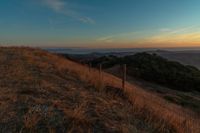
[0,47,199,133]
[0,47,155,133]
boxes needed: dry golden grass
[0,47,151,132]
[51,48,200,133]
[0,47,199,133]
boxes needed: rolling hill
[0,47,199,133]
[58,49,200,70]
[88,53,200,92]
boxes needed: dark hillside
[89,53,200,92]
[124,53,200,92]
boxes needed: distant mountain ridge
[58,49,200,70]
[154,50,200,69]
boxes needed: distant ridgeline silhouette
[89,52,200,92]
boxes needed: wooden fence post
[89,63,92,72]
[122,64,126,89]
[99,64,102,78]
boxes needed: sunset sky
[1,0,200,48]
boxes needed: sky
[1,0,200,48]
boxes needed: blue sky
[1,0,200,48]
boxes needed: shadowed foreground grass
[0,47,199,133]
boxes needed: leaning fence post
[98,64,103,87]
[99,64,102,78]
[122,64,126,89]
[89,63,92,72]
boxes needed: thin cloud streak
[159,25,200,34]
[44,0,65,11]
[43,0,95,24]
[96,26,200,48]
[97,36,114,43]
[138,26,200,46]
[96,31,140,43]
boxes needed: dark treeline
[89,53,200,92]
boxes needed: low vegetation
[0,47,199,133]
[89,52,200,92]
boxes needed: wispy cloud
[43,0,95,24]
[159,25,199,34]
[97,36,114,43]
[95,26,200,48]
[140,25,200,46]
[96,32,139,43]
[44,0,65,11]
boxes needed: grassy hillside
[0,47,199,133]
